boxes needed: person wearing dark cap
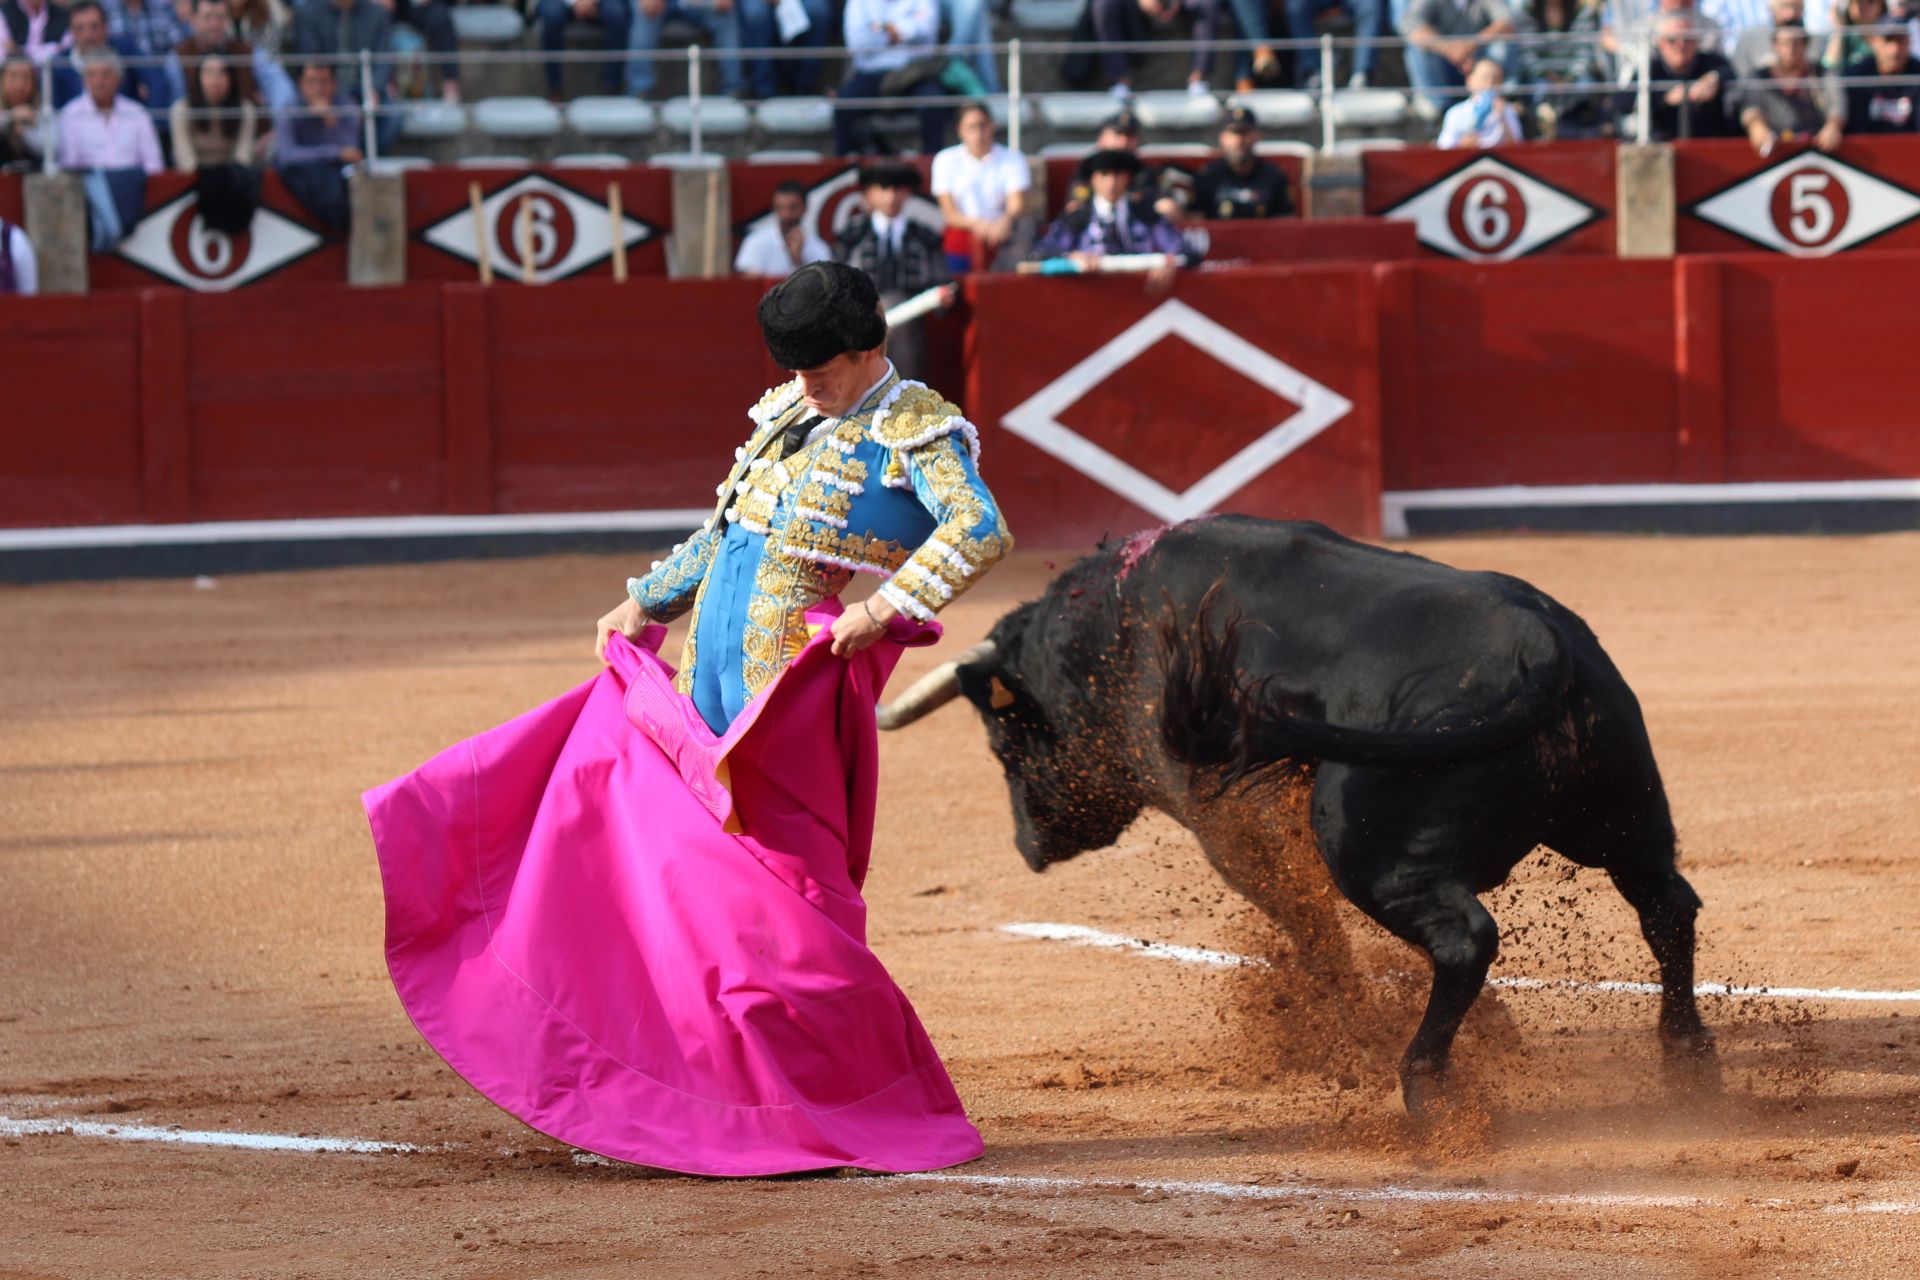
[1192,107,1296,218]
[1035,148,1187,269]
[595,259,1009,736]
[834,161,953,381]
[1842,21,1920,133]
[1067,110,1193,221]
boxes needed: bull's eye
[988,677,1017,711]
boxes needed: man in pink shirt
[56,51,164,172]
[2,0,72,64]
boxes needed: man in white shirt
[735,179,832,277]
[55,51,164,172]
[1437,57,1527,145]
[930,101,1033,272]
[832,0,950,154]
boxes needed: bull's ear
[956,661,1020,716]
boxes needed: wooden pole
[703,167,720,277]
[608,182,628,284]
[516,196,536,284]
[468,182,493,286]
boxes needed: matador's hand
[830,595,896,658]
[595,596,649,663]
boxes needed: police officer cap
[1083,147,1144,176]
[1223,106,1260,132]
[857,160,921,190]
[1100,108,1142,136]
[757,261,888,371]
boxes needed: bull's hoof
[1660,1028,1722,1096]
[1399,1066,1448,1119]
[1401,1069,1492,1155]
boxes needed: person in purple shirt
[275,60,359,229]
[1033,148,1186,265]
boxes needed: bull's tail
[1159,588,1571,791]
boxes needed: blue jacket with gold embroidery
[625,370,1012,697]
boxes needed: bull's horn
[876,640,998,731]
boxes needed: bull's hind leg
[1609,863,1718,1075]
[1350,880,1502,1116]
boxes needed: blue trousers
[1286,0,1384,82]
[736,0,831,97]
[537,0,633,93]
[629,1,745,96]
[943,0,1001,93]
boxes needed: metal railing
[10,26,1916,170]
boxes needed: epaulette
[868,381,981,463]
[747,378,805,430]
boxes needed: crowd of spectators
[2,0,1920,183]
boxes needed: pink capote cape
[362,606,984,1177]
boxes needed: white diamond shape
[1690,152,1920,258]
[1380,156,1598,263]
[116,192,323,291]
[1000,299,1353,524]
[422,175,654,284]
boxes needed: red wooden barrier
[404,167,674,282]
[1674,136,1920,258]
[0,172,22,227]
[966,266,1383,543]
[7,257,1920,536]
[87,172,347,291]
[1197,217,1418,263]
[728,158,940,262]
[1363,140,1616,261]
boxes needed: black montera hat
[757,261,888,371]
[1224,105,1260,131]
[857,160,921,190]
[1083,147,1144,176]
[1100,108,1142,135]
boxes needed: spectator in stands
[1603,0,1722,63]
[171,50,256,165]
[0,209,33,293]
[943,0,1000,93]
[1704,0,1776,53]
[1090,0,1224,97]
[834,161,950,380]
[535,0,629,100]
[389,0,459,101]
[1518,0,1606,137]
[738,0,833,97]
[1402,0,1519,118]
[931,101,1033,272]
[1638,9,1739,135]
[288,0,398,144]
[231,0,296,109]
[629,0,741,100]
[735,178,831,276]
[1036,148,1185,262]
[52,2,151,109]
[1191,106,1294,216]
[833,0,951,156]
[0,53,45,168]
[98,0,188,111]
[1734,23,1843,148]
[276,59,358,227]
[1438,55,1527,141]
[1729,0,1803,75]
[1223,0,1281,92]
[175,0,259,107]
[1290,0,1386,89]
[1067,109,1192,220]
[1,0,70,65]
[1823,0,1890,67]
[57,50,165,171]
[1843,20,1920,129]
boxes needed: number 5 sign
[1689,151,1920,257]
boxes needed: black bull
[878,516,1717,1113]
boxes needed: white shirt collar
[1092,194,1117,221]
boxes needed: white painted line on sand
[18,1111,1920,1217]
[0,1114,425,1155]
[1379,478,1920,538]
[0,510,713,552]
[999,922,1920,1004]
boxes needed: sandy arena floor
[3,533,1919,1278]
